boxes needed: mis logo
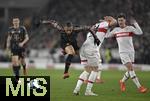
[0,76,50,101]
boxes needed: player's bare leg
[12,56,21,83]
[20,58,27,76]
[63,45,75,79]
[96,64,104,83]
[96,70,104,83]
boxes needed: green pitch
[0,68,149,101]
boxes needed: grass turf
[0,68,149,101]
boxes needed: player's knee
[70,48,76,55]
[93,69,98,72]
[125,62,133,71]
[20,60,25,65]
[72,52,76,55]
[68,51,75,55]
[84,66,90,73]
[92,66,98,72]
[12,61,19,66]
[128,67,133,71]
[66,49,71,54]
[85,69,90,73]
[12,59,19,66]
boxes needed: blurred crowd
[0,0,150,64]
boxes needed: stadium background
[0,0,150,101]
[0,0,150,67]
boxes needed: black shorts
[11,47,25,58]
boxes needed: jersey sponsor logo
[115,32,133,38]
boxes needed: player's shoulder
[125,25,135,31]
[100,21,109,26]
[95,20,107,25]
[8,26,14,32]
[60,32,66,35]
[112,27,120,31]
[95,21,109,28]
[126,25,134,28]
[8,26,13,30]
[113,27,120,29]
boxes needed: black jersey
[60,32,78,45]
[43,20,92,50]
[8,26,28,49]
[60,31,79,50]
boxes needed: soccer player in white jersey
[73,16,117,96]
[107,13,147,93]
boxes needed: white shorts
[80,45,101,66]
[119,52,135,64]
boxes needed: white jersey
[83,21,109,49]
[80,21,109,66]
[108,23,143,53]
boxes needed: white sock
[74,71,89,91]
[129,70,141,88]
[97,64,102,80]
[96,70,101,80]
[86,71,98,92]
[121,71,130,82]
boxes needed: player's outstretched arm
[42,20,63,31]
[130,18,143,35]
[73,25,91,32]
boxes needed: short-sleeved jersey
[60,31,79,50]
[60,32,78,45]
[8,26,28,49]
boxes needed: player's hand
[50,20,56,23]
[94,38,101,46]
[104,16,112,21]
[130,17,137,25]
[19,43,24,47]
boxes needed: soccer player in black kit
[6,17,29,83]
[42,20,100,79]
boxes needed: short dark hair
[117,13,126,19]
[12,16,19,19]
[13,17,19,20]
[65,22,73,27]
